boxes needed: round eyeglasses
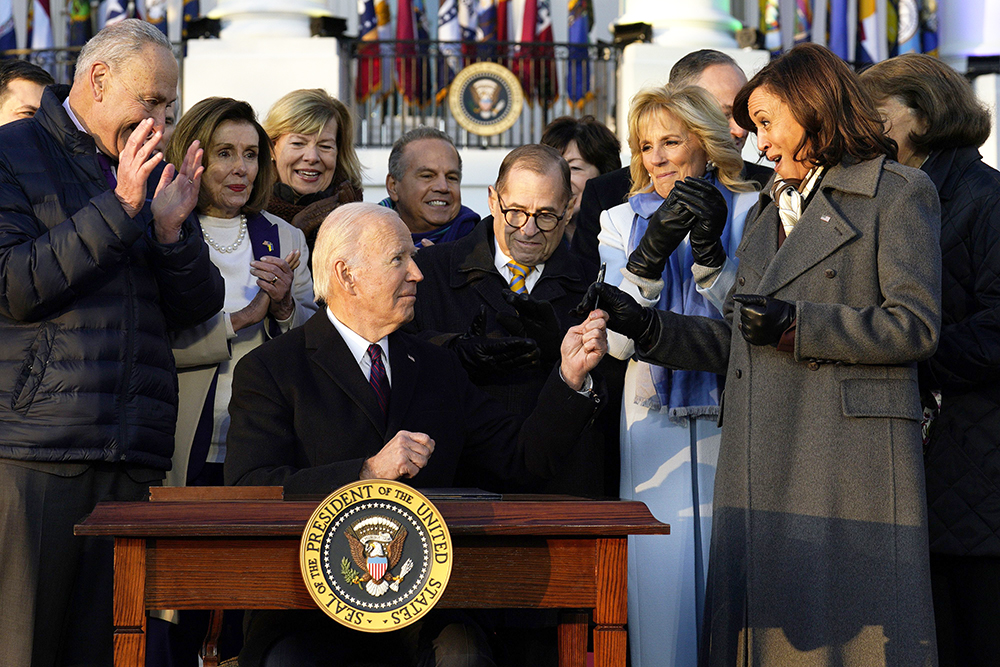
[495,191,567,232]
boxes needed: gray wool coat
[643,156,942,667]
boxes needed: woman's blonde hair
[263,88,364,191]
[627,84,754,198]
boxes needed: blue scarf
[626,172,744,423]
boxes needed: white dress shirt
[494,238,544,293]
[326,308,392,385]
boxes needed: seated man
[0,59,54,126]
[380,127,481,247]
[224,202,608,667]
[410,143,624,497]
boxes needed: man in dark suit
[224,201,608,667]
[572,49,774,268]
[410,144,624,498]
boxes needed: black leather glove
[497,290,563,364]
[572,282,660,351]
[449,306,541,378]
[674,177,729,268]
[625,193,695,279]
[732,294,796,347]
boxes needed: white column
[183,0,339,118]
[208,0,330,39]
[615,0,741,49]
[939,0,1000,170]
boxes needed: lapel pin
[263,240,274,252]
[407,354,415,362]
[820,215,831,222]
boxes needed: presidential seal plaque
[448,62,524,137]
[300,480,453,632]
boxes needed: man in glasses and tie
[409,144,623,498]
[223,201,608,667]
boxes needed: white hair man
[224,202,608,667]
[0,19,223,665]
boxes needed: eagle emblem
[344,516,414,597]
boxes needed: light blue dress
[597,177,758,667]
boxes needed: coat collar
[34,85,101,157]
[303,313,419,439]
[740,158,879,295]
[449,216,588,307]
[921,146,980,203]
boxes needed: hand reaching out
[560,309,609,390]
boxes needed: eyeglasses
[495,191,567,232]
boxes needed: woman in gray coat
[579,43,942,667]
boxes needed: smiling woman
[263,89,364,255]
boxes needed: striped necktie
[367,344,389,417]
[507,261,532,294]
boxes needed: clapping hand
[252,250,299,321]
[497,290,563,363]
[625,191,696,279]
[114,118,162,219]
[674,177,729,268]
[150,139,205,244]
[448,305,541,380]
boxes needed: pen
[592,262,606,311]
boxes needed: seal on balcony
[449,62,524,136]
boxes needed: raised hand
[252,254,296,321]
[114,118,163,218]
[360,430,436,480]
[733,294,796,346]
[559,310,609,390]
[674,177,729,268]
[151,139,204,244]
[625,191,696,279]
[497,290,563,363]
[572,281,659,350]
[449,305,540,379]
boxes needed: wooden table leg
[593,538,628,667]
[113,537,146,667]
[558,611,589,667]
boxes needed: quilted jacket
[922,146,1000,555]
[0,85,224,470]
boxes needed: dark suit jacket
[410,220,625,496]
[223,311,603,495]
[571,162,774,269]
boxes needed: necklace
[202,214,247,253]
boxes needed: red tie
[368,344,389,416]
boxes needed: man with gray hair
[0,19,223,665]
[381,126,481,247]
[224,201,607,666]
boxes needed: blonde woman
[596,83,760,667]
[263,88,364,252]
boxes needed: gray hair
[387,126,462,182]
[74,19,172,82]
[312,203,403,303]
[669,49,741,86]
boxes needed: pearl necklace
[202,214,247,253]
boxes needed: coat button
[825,269,836,278]
[807,361,820,371]
[738,276,746,286]
[735,369,742,379]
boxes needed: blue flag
[0,0,16,55]
[566,0,592,107]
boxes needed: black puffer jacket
[921,146,1000,555]
[0,86,224,470]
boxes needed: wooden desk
[76,497,669,667]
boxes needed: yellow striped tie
[507,261,532,294]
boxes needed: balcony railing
[343,39,620,149]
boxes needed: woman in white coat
[597,83,759,667]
